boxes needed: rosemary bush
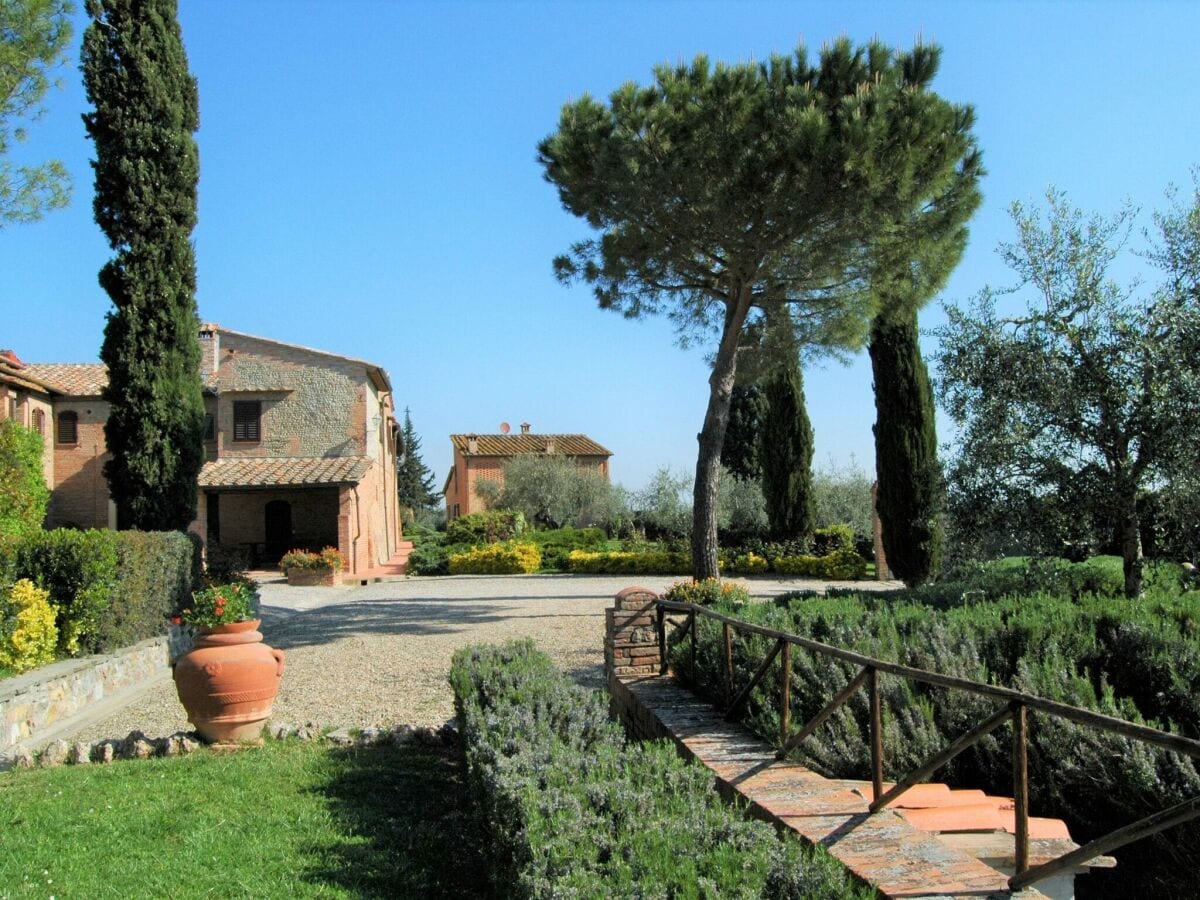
[450,640,867,899]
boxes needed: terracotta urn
[173,619,285,743]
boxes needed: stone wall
[209,331,367,460]
[1,635,174,762]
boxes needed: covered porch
[193,456,375,575]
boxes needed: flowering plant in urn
[172,581,283,743]
[174,581,256,628]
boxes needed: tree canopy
[540,39,981,579]
[0,0,73,226]
[83,0,204,531]
[935,185,1200,596]
[476,453,625,531]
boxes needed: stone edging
[0,631,196,762]
[3,720,460,772]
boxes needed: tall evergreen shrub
[82,0,205,531]
[760,353,815,541]
[870,311,942,585]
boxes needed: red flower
[215,607,224,616]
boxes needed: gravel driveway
[65,574,901,743]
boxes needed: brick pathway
[617,675,1037,899]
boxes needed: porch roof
[198,456,369,488]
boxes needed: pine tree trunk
[691,289,752,581]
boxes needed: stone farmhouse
[1,325,403,577]
[443,424,612,521]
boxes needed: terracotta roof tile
[450,433,611,457]
[198,456,369,488]
[23,364,108,397]
[0,360,56,394]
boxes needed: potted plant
[280,546,346,586]
[171,581,285,744]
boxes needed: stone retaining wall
[1,628,192,762]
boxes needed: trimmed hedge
[13,529,194,656]
[101,531,195,651]
[449,542,541,575]
[567,546,867,579]
[670,588,1200,898]
[449,640,867,899]
[663,577,751,607]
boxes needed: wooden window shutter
[233,401,261,442]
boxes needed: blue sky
[4,1,1198,493]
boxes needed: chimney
[198,324,220,378]
[520,422,531,435]
[466,434,478,454]
[546,436,556,454]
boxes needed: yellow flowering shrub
[0,579,59,673]
[662,578,750,607]
[726,551,769,575]
[565,550,693,575]
[772,548,866,580]
[449,542,541,575]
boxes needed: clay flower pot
[173,619,285,743]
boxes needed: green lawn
[0,738,489,898]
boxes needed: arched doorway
[264,500,293,563]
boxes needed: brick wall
[604,586,662,683]
[217,488,340,548]
[46,399,112,530]
[604,586,680,741]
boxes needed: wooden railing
[655,599,1200,891]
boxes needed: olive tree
[936,186,1200,596]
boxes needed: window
[57,411,78,445]
[232,401,261,442]
[203,413,215,441]
[33,409,45,437]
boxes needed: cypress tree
[397,408,439,517]
[760,352,815,541]
[82,0,204,531]
[870,312,942,584]
[721,383,766,481]
[865,73,984,585]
